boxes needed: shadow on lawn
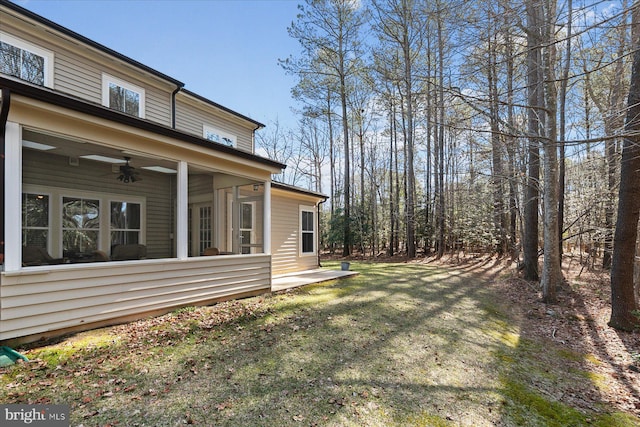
[496,265,640,425]
[155,258,521,426]
[5,258,637,426]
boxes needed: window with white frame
[203,124,237,148]
[240,201,255,254]
[300,206,316,255]
[102,74,145,118]
[188,203,213,256]
[62,197,100,254]
[110,201,141,246]
[22,193,50,249]
[21,186,146,263]
[0,32,54,88]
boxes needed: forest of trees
[256,0,640,330]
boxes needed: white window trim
[108,197,146,248]
[22,191,53,253]
[22,185,146,258]
[299,205,316,257]
[0,31,54,88]
[189,201,213,256]
[203,124,237,148]
[240,200,256,254]
[101,73,146,118]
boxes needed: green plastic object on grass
[0,346,28,367]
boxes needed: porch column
[263,181,271,255]
[4,121,21,271]
[232,186,239,253]
[176,160,188,260]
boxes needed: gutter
[1,77,285,171]
[179,88,265,130]
[0,0,184,88]
[271,181,327,200]
[0,87,11,261]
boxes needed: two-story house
[0,0,327,343]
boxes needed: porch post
[263,181,271,255]
[176,160,188,260]
[4,121,22,271]
[232,185,239,254]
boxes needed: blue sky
[16,0,302,128]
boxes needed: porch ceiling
[22,128,262,180]
[23,128,177,171]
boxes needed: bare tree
[370,0,427,258]
[523,0,543,281]
[282,0,365,257]
[609,0,640,331]
[540,0,562,303]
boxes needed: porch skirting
[0,254,271,343]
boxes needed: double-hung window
[22,193,50,249]
[102,74,145,118]
[0,32,54,87]
[300,206,316,256]
[110,201,141,246]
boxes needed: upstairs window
[203,125,237,148]
[0,32,53,87]
[102,74,145,118]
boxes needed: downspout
[171,85,182,129]
[0,87,11,265]
[317,198,326,268]
[252,123,263,153]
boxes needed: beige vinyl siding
[175,99,254,152]
[54,50,101,101]
[189,174,215,196]
[0,255,271,340]
[271,192,318,274]
[2,18,173,126]
[23,149,174,259]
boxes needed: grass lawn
[1,260,638,426]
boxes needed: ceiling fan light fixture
[117,156,140,183]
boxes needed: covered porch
[13,127,272,266]
[1,91,284,342]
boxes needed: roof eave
[0,77,285,170]
[271,181,328,200]
[179,89,265,130]
[0,0,185,88]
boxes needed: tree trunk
[327,92,336,254]
[558,0,572,257]
[404,28,416,259]
[540,0,562,303]
[523,0,543,281]
[389,101,395,256]
[603,0,629,269]
[609,4,640,331]
[505,24,518,261]
[488,24,507,256]
[436,10,446,258]
[340,66,351,257]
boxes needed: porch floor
[271,268,359,292]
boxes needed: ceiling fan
[117,157,141,183]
